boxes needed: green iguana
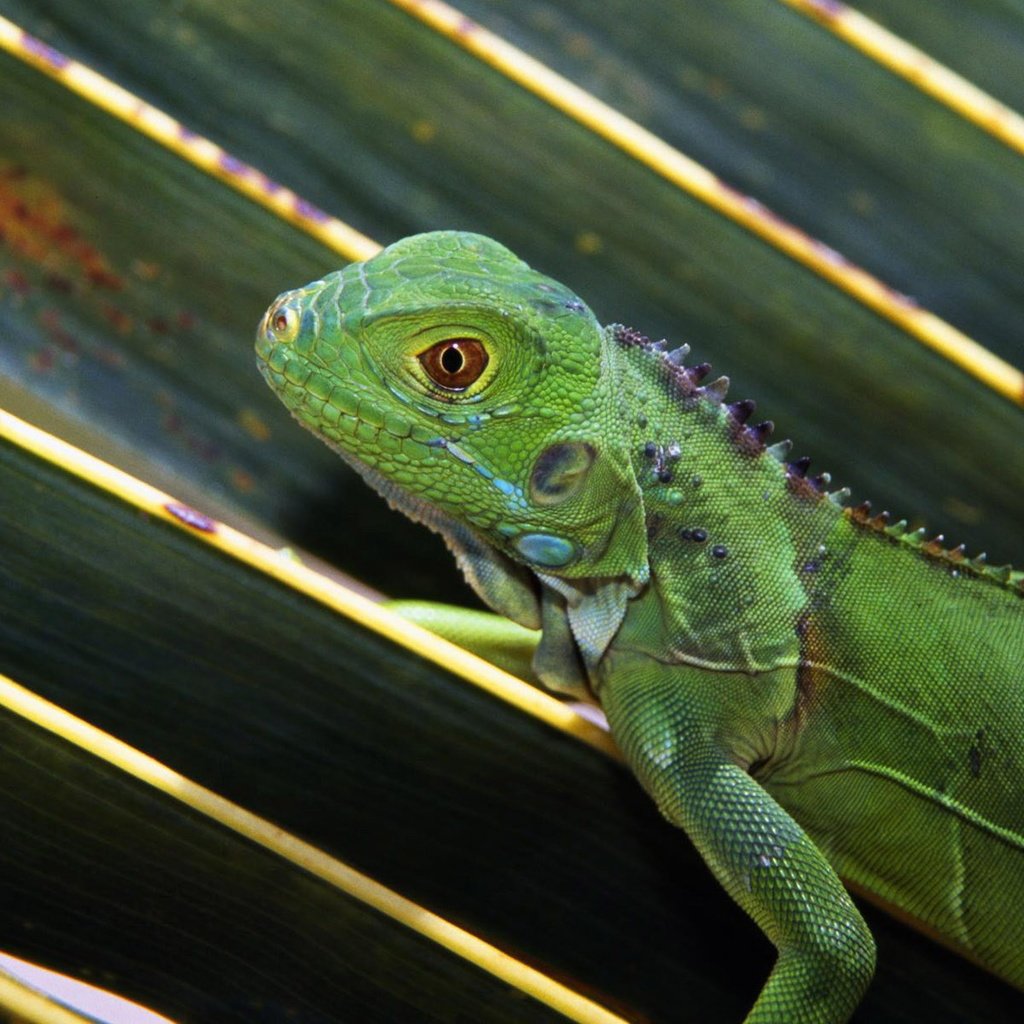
[256,231,1024,1023]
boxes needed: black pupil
[440,344,465,375]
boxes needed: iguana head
[257,231,648,595]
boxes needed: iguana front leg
[385,600,541,683]
[601,660,876,1024]
[388,600,876,1020]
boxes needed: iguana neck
[606,325,846,674]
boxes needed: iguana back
[767,508,1024,980]
[603,315,1024,986]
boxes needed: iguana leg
[385,600,541,683]
[601,663,876,1024]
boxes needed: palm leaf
[1,1,1022,1021]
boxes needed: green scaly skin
[256,232,1024,1023]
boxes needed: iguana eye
[267,302,299,342]
[418,338,489,391]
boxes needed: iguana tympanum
[256,231,1024,1023]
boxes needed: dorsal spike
[885,518,908,536]
[749,420,774,442]
[665,344,690,365]
[687,362,712,384]
[766,440,792,461]
[701,376,730,403]
[828,487,851,506]
[727,399,756,424]
[812,472,831,490]
[613,324,650,348]
[649,339,668,352]
[788,456,812,478]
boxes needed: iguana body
[256,231,1024,1023]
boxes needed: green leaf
[1,1,1022,1021]
[0,697,586,1024]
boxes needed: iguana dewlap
[256,231,1024,1024]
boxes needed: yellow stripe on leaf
[778,0,1024,158]
[0,407,618,761]
[385,0,1024,407]
[0,13,380,264]
[0,968,100,1024]
[0,671,627,1024]
[1,8,1020,404]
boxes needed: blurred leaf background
[0,1,1022,1021]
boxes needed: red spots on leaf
[28,347,56,373]
[0,165,201,371]
[38,308,79,353]
[161,408,221,463]
[86,267,124,291]
[3,269,31,295]
[50,223,79,245]
[100,302,134,335]
[230,467,255,493]
[185,434,222,463]
[43,272,74,294]
[92,346,126,368]
[0,166,123,290]
[237,408,271,442]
